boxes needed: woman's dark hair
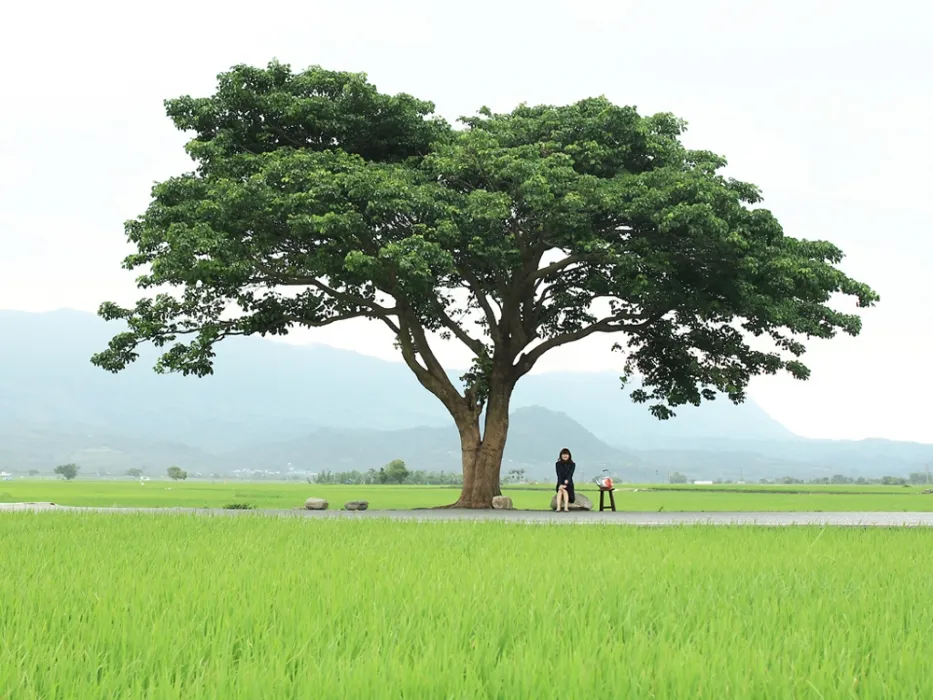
[559,448,572,460]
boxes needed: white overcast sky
[1,0,930,442]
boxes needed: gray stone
[344,500,369,511]
[304,497,329,511]
[492,496,514,510]
[549,493,593,511]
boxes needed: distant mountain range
[1,309,931,481]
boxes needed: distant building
[693,480,714,485]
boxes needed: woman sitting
[555,448,575,512]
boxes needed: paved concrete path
[4,502,933,526]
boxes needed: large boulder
[304,497,329,511]
[344,500,369,511]
[549,493,593,511]
[492,496,514,510]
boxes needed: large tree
[92,61,878,508]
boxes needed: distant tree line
[662,473,931,486]
[313,460,463,486]
[503,469,526,484]
[758,474,931,486]
[32,463,933,488]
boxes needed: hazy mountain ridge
[226,406,655,482]
[2,309,931,480]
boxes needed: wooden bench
[598,486,616,512]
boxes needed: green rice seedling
[2,514,933,698]
[4,480,933,512]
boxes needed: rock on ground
[304,498,329,511]
[492,496,514,510]
[549,493,593,511]
[344,501,369,511]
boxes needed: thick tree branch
[255,264,476,412]
[528,253,603,284]
[435,307,486,356]
[250,258,399,325]
[253,261,472,401]
[460,269,501,344]
[292,311,376,330]
[397,309,469,418]
[182,311,374,339]
[305,279,402,332]
[500,247,546,356]
[533,284,558,308]
[402,311,452,381]
[513,313,662,378]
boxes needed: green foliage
[5,516,933,697]
[125,468,143,478]
[382,459,409,485]
[53,463,79,480]
[92,60,877,426]
[314,468,461,485]
[222,502,255,510]
[318,459,413,485]
[4,480,933,511]
[167,466,188,481]
[669,472,688,484]
[28,470,39,477]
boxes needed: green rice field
[2,479,933,512]
[2,513,933,698]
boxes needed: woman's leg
[556,486,567,510]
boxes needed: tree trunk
[450,383,513,509]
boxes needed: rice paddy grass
[2,513,932,698]
[2,479,933,512]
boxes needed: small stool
[598,487,616,512]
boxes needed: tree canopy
[167,466,188,481]
[54,463,79,480]
[92,61,878,507]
